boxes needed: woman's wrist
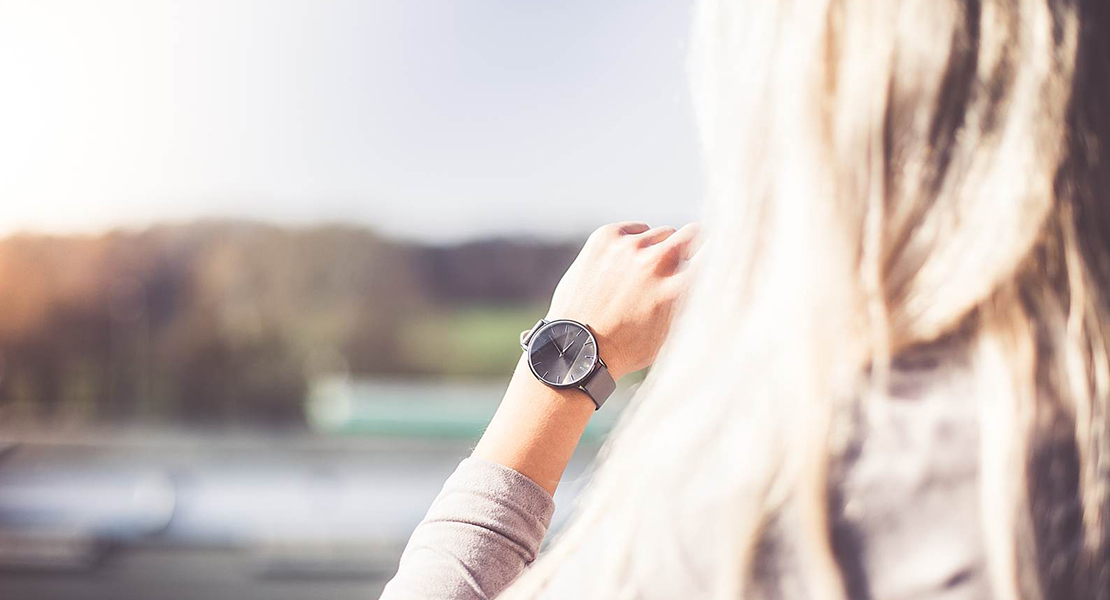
[472,355,595,495]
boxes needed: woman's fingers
[637,225,678,245]
[607,221,702,259]
[666,223,703,259]
[615,221,651,235]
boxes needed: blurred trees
[0,222,578,426]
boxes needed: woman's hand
[474,221,700,495]
[546,221,700,380]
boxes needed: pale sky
[0,0,702,242]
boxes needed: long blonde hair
[504,0,1109,598]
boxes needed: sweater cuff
[436,457,557,537]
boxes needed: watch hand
[560,330,581,353]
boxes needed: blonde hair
[504,0,1109,598]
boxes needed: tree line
[0,221,579,426]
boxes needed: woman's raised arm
[380,221,699,600]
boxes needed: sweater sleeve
[379,457,556,600]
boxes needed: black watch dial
[527,320,598,387]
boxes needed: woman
[382,0,1109,598]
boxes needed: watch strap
[580,363,616,410]
[520,319,547,351]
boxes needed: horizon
[0,215,595,246]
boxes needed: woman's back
[756,341,987,600]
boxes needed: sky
[0,0,703,242]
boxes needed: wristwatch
[519,318,617,410]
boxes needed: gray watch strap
[580,363,616,410]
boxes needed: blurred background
[0,0,701,597]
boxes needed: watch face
[527,320,598,387]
